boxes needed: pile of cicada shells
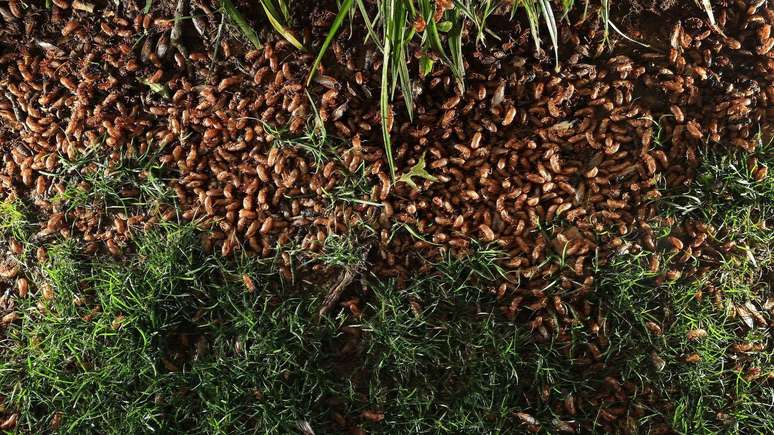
[0,0,770,296]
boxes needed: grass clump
[0,223,339,433]
[0,199,29,242]
[594,138,773,433]
[344,244,536,432]
[52,141,173,213]
[2,239,171,433]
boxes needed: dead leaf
[297,420,315,435]
[0,413,18,430]
[515,412,539,425]
[735,304,755,329]
[651,352,666,371]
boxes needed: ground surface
[0,0,772,433]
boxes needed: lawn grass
[593,137,773,433]
[0,199,29,242]
[1,222,337,433]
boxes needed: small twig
[170,0,186,47]
[170,0,191,75]
[319,268,355,317]
[209,12,226,82]
[4,92,26,132]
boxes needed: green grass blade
[355,0,383,50]
[381,0,396,181]
[306,0,354,86]
[221,0,262,50]
[419,0,452,66]
[608,20,651,47]
[601,0,650,48]
[276,0,290,22]
[397,49,413,119]
[538,0,559,68]
[448,9,466,93]
[260,0,305,51]
[389,0,413,118]
[453,0,496,46]
[520,0,541,53]
[560,0,574,20]
[698,0,725,36]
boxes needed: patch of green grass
[599,252,772,433]
[337,243,528,431]
[355,274,521,430]
[51,140,174,213]
[3,238,169,433]
[662,138,772,220]
[0,222,342,433]
[0,199,29,241]
[316,232,371,270]
[260,101,336,169]
[322,159,379,208]
[593,138,773,433]
[173,280,335,433]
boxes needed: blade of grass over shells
[276,0,290,22]
[386,0,403,97]
[381,0,396,181]
[699,0,716,26]
[601,0,650,48]
[418,0,455,77]
[221,0,262,50]
[143,0,152,14]
[608,20,650,47]
[397,48,413,119]
[355,0,382,50]
[698,0,725,36]
[448,8,466,93]
[306,0,354,86]
[516,0,542,54]
[454,0,499,46]
[538,0,559,68]
[423,14,446,58]
[561,0,574,19]
[260,0,304,51]
[392,1,413,119]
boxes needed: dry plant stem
[319,268,355,316]
[171,0,190,74]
